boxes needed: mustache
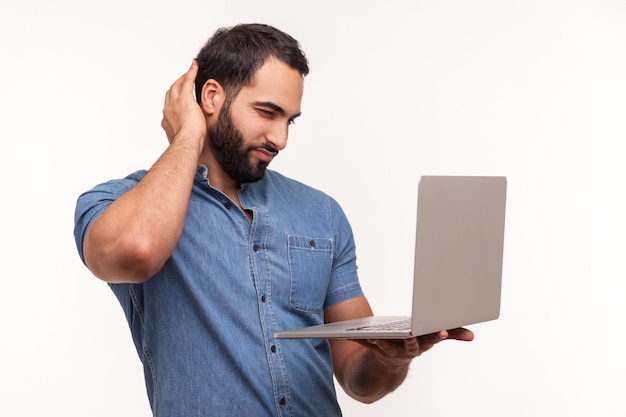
[251,143,279,156]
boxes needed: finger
[368,339,418,359]
[166,60,198,97]
[418,330,447,346]
[163,89,171,106]
[179,59,199,92]
[412,331,447,354]
[189,58,199,76]
[365,339,387,355]
[446,327,474,341]
[403,337,420,356]
[351,339,391,354]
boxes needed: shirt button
[224,201,232,209]
[271,345,276,353]
[261,294,266,302]
[279,396,286,405]
[309,240,315,247]
[253,244,260,252]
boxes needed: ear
[200,79,225,116]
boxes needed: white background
[1,0,625,416]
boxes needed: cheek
[229,101,275,142]
[235,115,269,142]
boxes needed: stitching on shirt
[329,196,336,238]
[327,280,361,297]
[251,197,295,417]
[286,238,332,313]
[128,285,157,412]
[128,285,144,323]
[142,340,157,413]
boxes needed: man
[74,23,473,416]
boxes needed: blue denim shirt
[74,166,363,417]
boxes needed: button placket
[242,200,292,414]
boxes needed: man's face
[207,101,271,184]
[207,58,304,184]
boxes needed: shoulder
[260,170,339,205]
[253,170,353,232]
[77,170,148,202]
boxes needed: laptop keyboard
[347,318,411,332]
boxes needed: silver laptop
[275,176,507,339]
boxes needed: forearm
[341,344,411,404]
[85,131,203,283]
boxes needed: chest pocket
[287,235,333,314]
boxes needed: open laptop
[275,176,507,339]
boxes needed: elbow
[85,235,166,284]
[356,395,383,405]
[343,385,388,405]
[119,238,166,283]
[336,373,389,405]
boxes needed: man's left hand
[353,327,474,369]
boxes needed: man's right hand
[161,59,207,146]
[84,59,210,284]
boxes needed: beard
[208,103,278,184]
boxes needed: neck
[199,155,254,223]
[199,148,239,194]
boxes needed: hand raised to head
[161,60,207,145]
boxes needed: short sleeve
[324,197,363,308]
[73,171,146,264]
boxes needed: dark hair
[195,23,309,104]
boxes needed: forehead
[234,58,304,115]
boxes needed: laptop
[275,176,507,339]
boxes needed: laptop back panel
[410,176,507,336]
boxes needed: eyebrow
[254,101,302,120]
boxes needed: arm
[84,60,207,283]
[326,296,474,404]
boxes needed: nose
[266,122,289,151]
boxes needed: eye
[288,118,296,126]
[258,108,275,118]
